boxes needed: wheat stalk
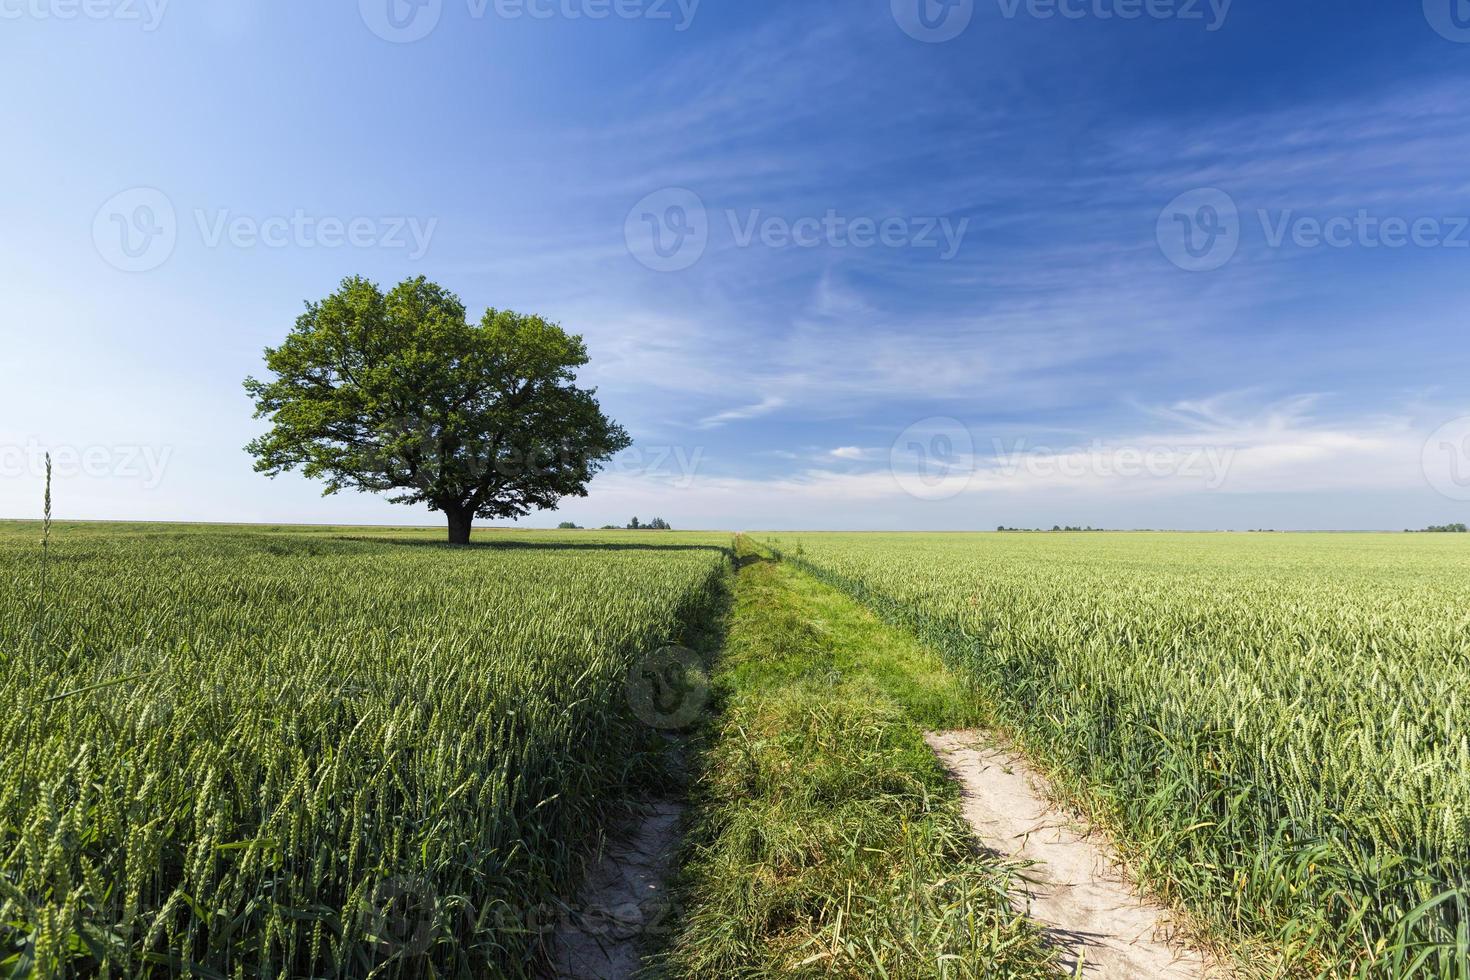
[18,453,55,818]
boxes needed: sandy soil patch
[927,731,1226,980]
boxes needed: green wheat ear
[39,452,52,626]
[43,452,52,546]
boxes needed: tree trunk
[446,506,473,545]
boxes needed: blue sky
[3,0,1469,530]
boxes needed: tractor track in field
[927,731,1227,980]
[550,798,684,978]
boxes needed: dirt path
[551,799,683,979]
[926,731,1225,980]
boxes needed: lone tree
[244,276,630,544]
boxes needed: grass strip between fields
[658,540,1058,978]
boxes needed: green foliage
[243,276,631,540]
[768,531,1470,978]
[663,542,1054,978]
[0,522,727,977]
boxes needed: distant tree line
[558,517,674,530]
[997,525,1105,532]
[1409,523,1468,533]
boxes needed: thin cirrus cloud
[2,3,1465,530]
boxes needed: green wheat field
[768,531,1470,976]
[1,523,727,977]
[3,523,1468,977]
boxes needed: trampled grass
[765,531,1470,977]
[0,522,729,977]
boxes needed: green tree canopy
[244,276,630,543]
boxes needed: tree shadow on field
[733,550,774,571]
[333,535,730,556]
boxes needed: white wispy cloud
[587,393,1453,510]
[698,395,787,428]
